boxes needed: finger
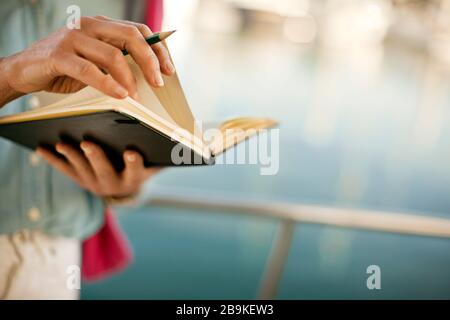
[93,16,174,75]
[72,33,137,97]
[53,54,128,99]
[36,147,79,182]
[122,150,146,192]
[80,141,120,193]
[83,18,165,87]
[55,142,97,188]
[151,42,175,76]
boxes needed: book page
[34,86,106,110]
[33,91,70,107]
[0,87,110,124]
[208,117,278,155]
[125,55,178,127]
[134,41,202,139]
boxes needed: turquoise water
[83,31,450,299]
[82,206,450,299]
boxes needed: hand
[0,16,174,102]
[36,141,162,198]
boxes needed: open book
[0,43,276,170]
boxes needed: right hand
[0,16,175,100]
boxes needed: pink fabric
[81,0,164,282]
[82,208,133,282]
[145,0,164,32]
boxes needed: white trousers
[0,230,80,300]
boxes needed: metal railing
[141,188,450,299]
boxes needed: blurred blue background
[82,0,450,299]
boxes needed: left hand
[36,141,162,198]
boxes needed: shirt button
[29,152,41,167]
[29,96,40,109]
[27,207,42,222]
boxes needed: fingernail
[80,143,92,155]
[155,72,164,87]
[166,62,175,74]
[114,85,128,98]
[55,144,65,154]
[126,153,136,162]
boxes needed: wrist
[0,56,24,107]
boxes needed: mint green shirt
[0,0,125,239]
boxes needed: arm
[0,57,24,107]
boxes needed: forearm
[0,57,24,108]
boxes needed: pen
[121,30,176,55]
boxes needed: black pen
[121,30,176,55]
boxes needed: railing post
[258,219,296,300]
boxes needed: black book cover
[0,110,213,171]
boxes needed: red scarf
[82,0,163,282]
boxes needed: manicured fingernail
[166,62,175,74]
[80,143,92,155]
[114,85,128,98]
[155,72,164,87]
[126,153,136,162]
